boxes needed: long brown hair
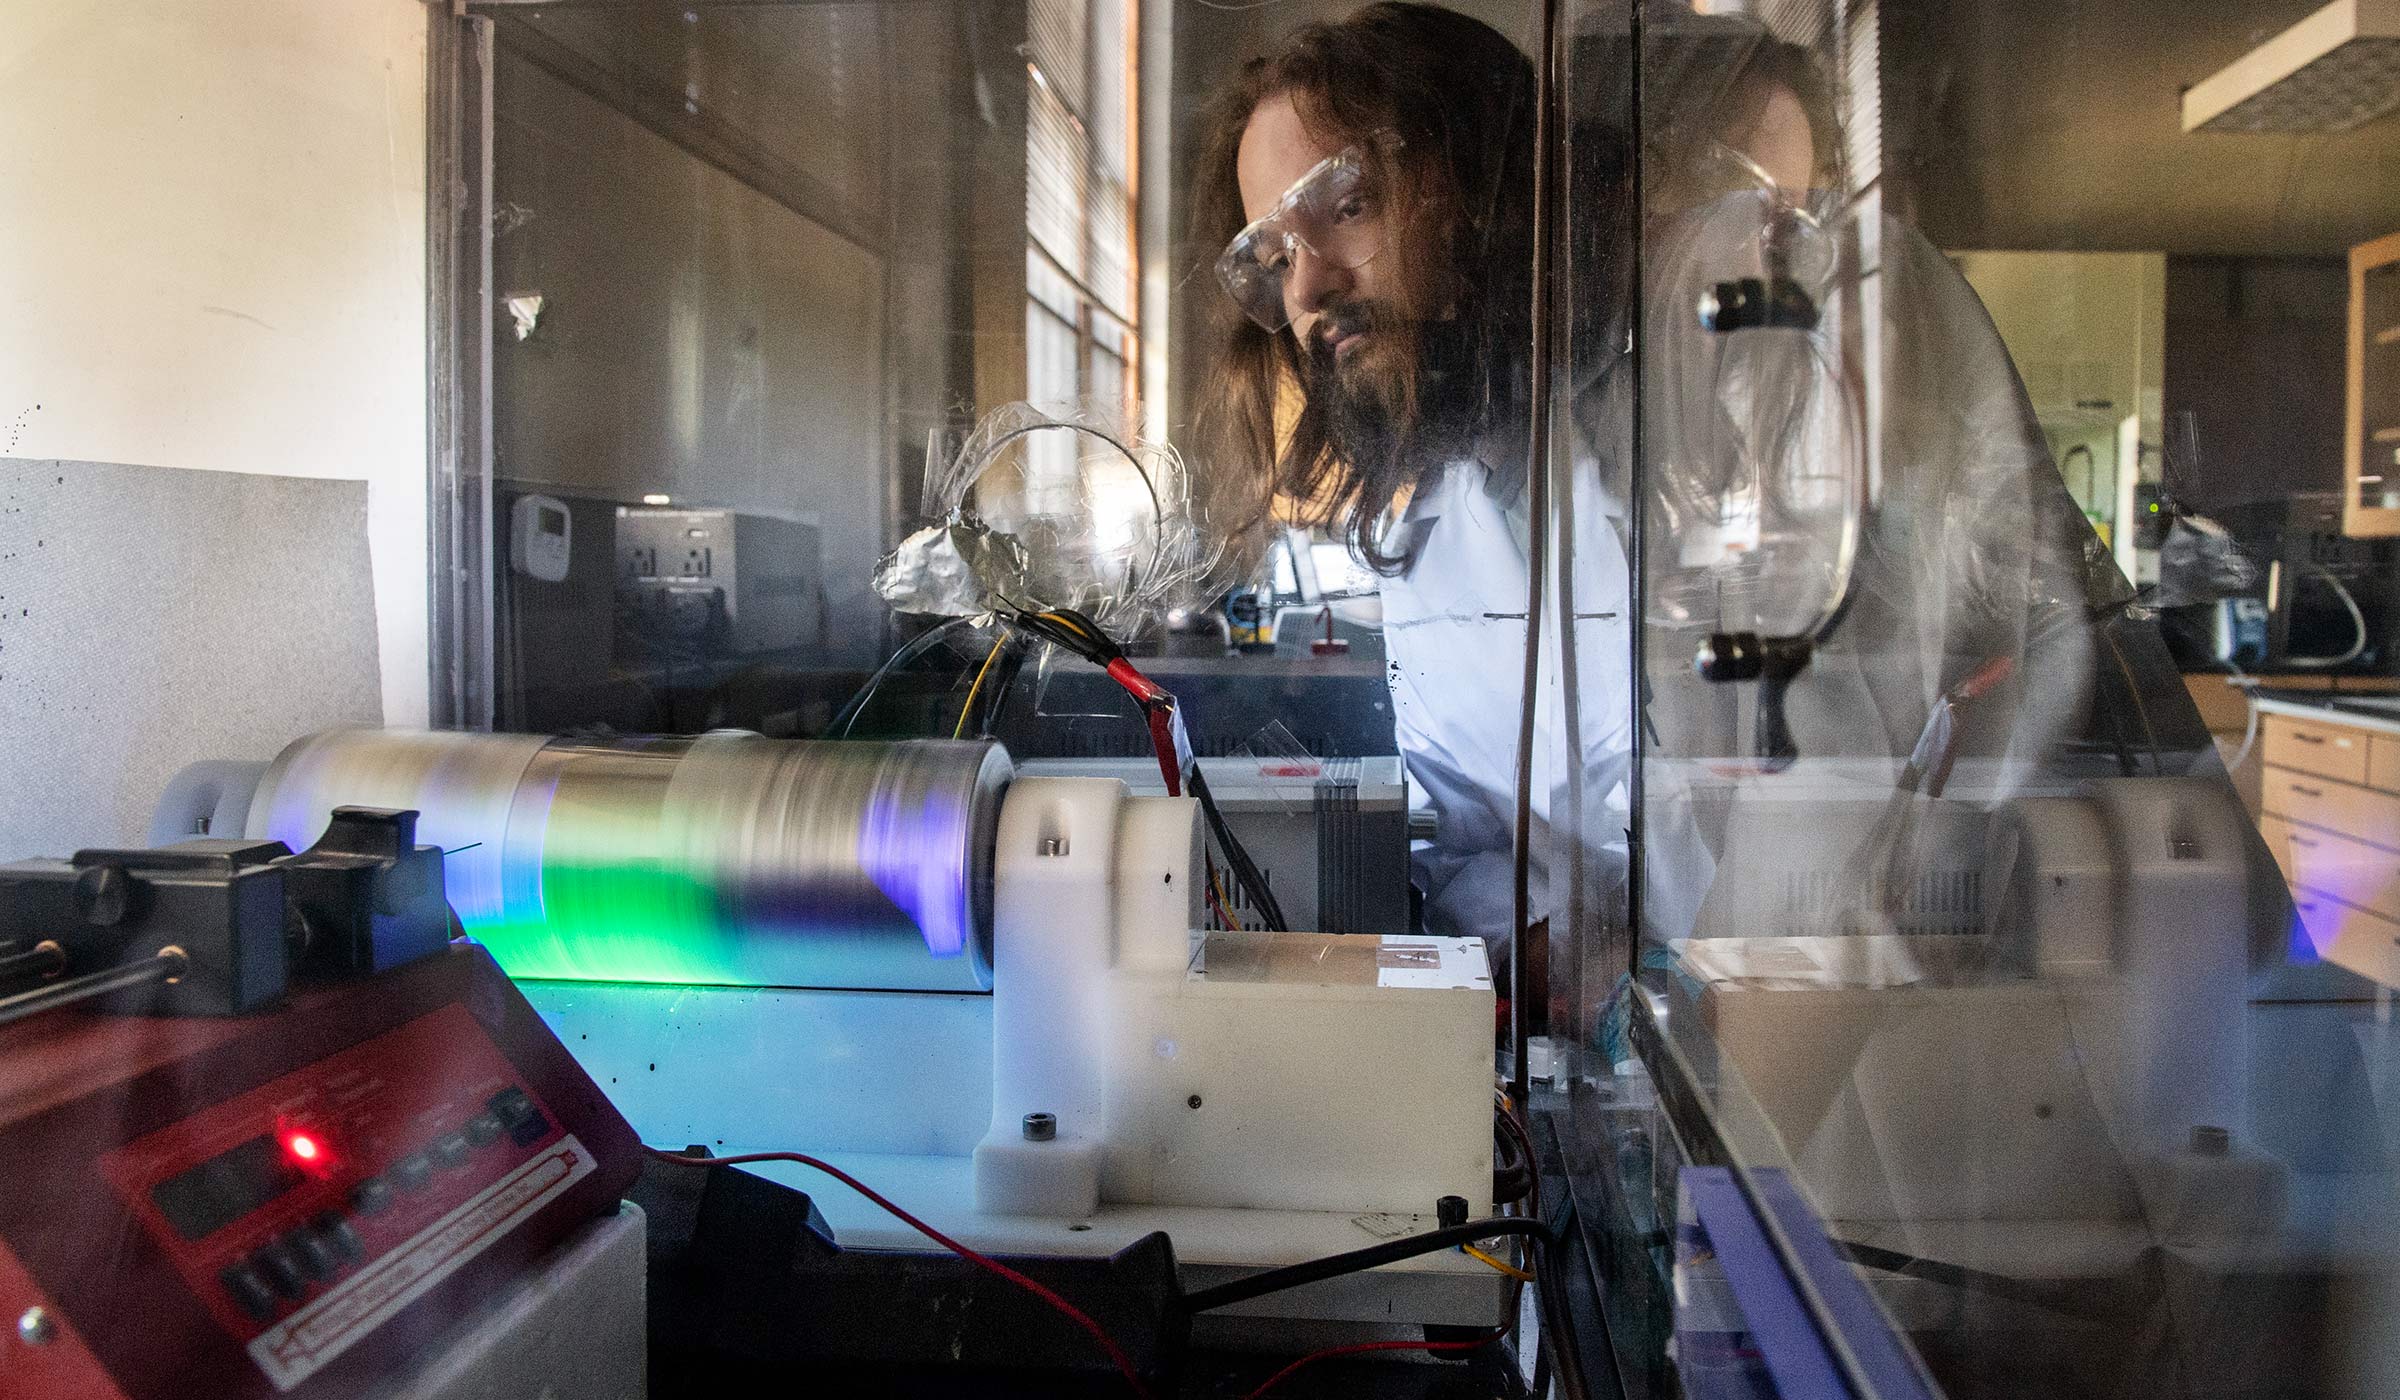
[1189,3,1537,575]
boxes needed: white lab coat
[1377,453,1637,964]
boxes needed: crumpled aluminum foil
[872,518,1031,617]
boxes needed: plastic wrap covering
[245,730,1009,992]
[873,402,1223,633]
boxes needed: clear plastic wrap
[872,402,1224,634]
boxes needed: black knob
[1696,632,1763,683]
[1436,1195,1469,1229]
[74,864,136,926]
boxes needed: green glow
[462,741,751,985]
[471,862,739,985]
[430,732,988,993]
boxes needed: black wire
[1179,1217,1554,1315]
[1002,603,1292,933]
[1518,1097,1590,1400]
[829,616,980,737]
[1187,765,1289,932]
[998,602,1121,668]
[1494,1115,1529,1176]
[1531,1226,1595,1400]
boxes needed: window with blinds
[1026,0,1138,461]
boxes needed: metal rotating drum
[240,730,1011,992]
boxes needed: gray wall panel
[492,46,888,666]
[0,459,381,858]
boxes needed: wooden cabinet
[2291,889,2400,988]
[2281,822,2400,923]
[2346,229,2400,538]
[2262,714,2371,785]
[2261,766,2400,835]
[2259,706,2400,987]
[2373,735,2400,793]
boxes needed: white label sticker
[248,1136,595,1391]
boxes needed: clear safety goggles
[1214,136,1399,332]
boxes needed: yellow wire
[953,636,1008,739]
[1208,867,1239,927]
[1463,1243,1534,1282]
[1041,610,1101,644]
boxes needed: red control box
[0,946,640,1400]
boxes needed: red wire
[1242,1328,1509,1400]
[1207,888,1239,930]
[1143,705,1182,796]
[1103,656,1166,703]
[1094,656,1182,796]
[642,1146,1153,1399]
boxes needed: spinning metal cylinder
[237,730,1011,992]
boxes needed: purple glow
[860,783,973,960]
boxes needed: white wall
[0,0,430,724]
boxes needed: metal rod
[0,948,188,1032]
[1510,0,1563,1116]
[1180,1216,1554,1316]
[0,940,67,985]
[1623,0,1650,998]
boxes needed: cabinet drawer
[2259,814,2299,884]
[2374,735,2400,794]
[2281,822,2400,922]
[2291,889,2400,990]
[2263,715,2371,784]
[2262,768,2400,845]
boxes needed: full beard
[1304,301,1485,484]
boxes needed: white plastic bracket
[972,777,1198,1216]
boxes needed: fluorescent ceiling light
[2183,0,2400,133]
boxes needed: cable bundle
[993,604,1288,933]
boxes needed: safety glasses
[1214,135,1400,332]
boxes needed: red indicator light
[286,1133,322,1163]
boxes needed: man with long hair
[1189,2,1548,956]
[1191,3,1536,571]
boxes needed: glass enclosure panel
[1551,2,2400,1396]
[22,1,2400,1393]
[466,0,1545,949]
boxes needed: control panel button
[251,1242,306,1299]
[221,1265,278,1322]
[488,1087,550,1147]
[315,1214,365,1264]
[286,1228,338,1282]
[390,1152,432,1191]
[350,1176,394,1216]
[463,1112,503,1148]
[430,1133,471,1170]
